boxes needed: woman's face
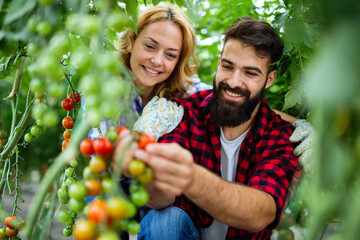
[130,21,183,91]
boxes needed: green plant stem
[0,159,10,205]
[0,100,33,160]
[12,148,21,216]
[7,57,26,139]
[24,120,91,239]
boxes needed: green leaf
[4,0,37,24]
[282,85,301,111]
[152,0,161,5]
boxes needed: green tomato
[125,201,137,219]
[68,198,86,212]
[38,0,54,6]
[69,159,78,167]
[68,182,88,200]
[65,167,74,178]
[32,103,48,120]
[31,78,46,93]
[30,125,41,137]
[57,186,68,199]
[0,227,7,238]
[36,21,52,36]
[48,82,65,98]
[65,177,75,187]
[24,133,33,143]
[130,189,149,207]
[127,220,140,234]
[72,48,92,73]
[49,33,71,57]
[63,226,73,236]
[58,210,74,225]
[42,110,58,128]
[107,12,131,32]
[97,231,120,240]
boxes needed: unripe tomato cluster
[0,121,7,151]
[56,127,156,239]
[0,216,25,239]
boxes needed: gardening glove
[133,96,184,140]
[290,119,316,173]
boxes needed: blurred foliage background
[0,0,360,239]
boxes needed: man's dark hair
[223,16,284,71]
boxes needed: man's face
[208,39,276,127]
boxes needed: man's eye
[247,71,257,76]
[222,65,232,69]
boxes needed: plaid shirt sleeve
[246,122,302,229]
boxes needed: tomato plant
[73,219,98,240]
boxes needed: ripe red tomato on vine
[62,139,71,151]
[62,116,74,129]
[93,138,113,156]
[4,216,18,229]
[80,138,95,156]
[61,98,74,111]
[139,133,156,150]
[68,91,81,104]
[88,199,107,223]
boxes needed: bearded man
[116,16,303,240]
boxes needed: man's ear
[265,70,276,89]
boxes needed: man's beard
[208,81,265,127]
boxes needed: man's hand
[134,142,194,196]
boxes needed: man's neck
[221,104,260,141]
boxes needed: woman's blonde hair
[117,2,199,100]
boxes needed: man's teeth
[225,90,241,97]
[144,66,159,74]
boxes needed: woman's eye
[167,53,177,59]
[144,44,155,50]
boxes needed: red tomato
[0,120,2,128]
[4,216,18,229]
[117,126,127,135]
[93,138,113,156]
[63,129,72,139]
[5,227,18,237]
[68,91,81,104]
[62,139,71,151]
[139,133,156,150]
[88,200,107,223]
[62,116,74,129]
[61,98,74,111]
[80,139,95,156]
[84,179,102,196]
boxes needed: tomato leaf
[4,0,37,24]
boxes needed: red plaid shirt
[159,90,302,239]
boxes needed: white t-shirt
[200,127,250,240]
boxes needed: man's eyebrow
[220,58,233,65]
[145,37,180,52]
[244,66,263,74]
[221,58,263,74]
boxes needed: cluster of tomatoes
[0,120,7,151]
[61,91,80,151]
[57,125,156,239]
[0,216,25,239]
